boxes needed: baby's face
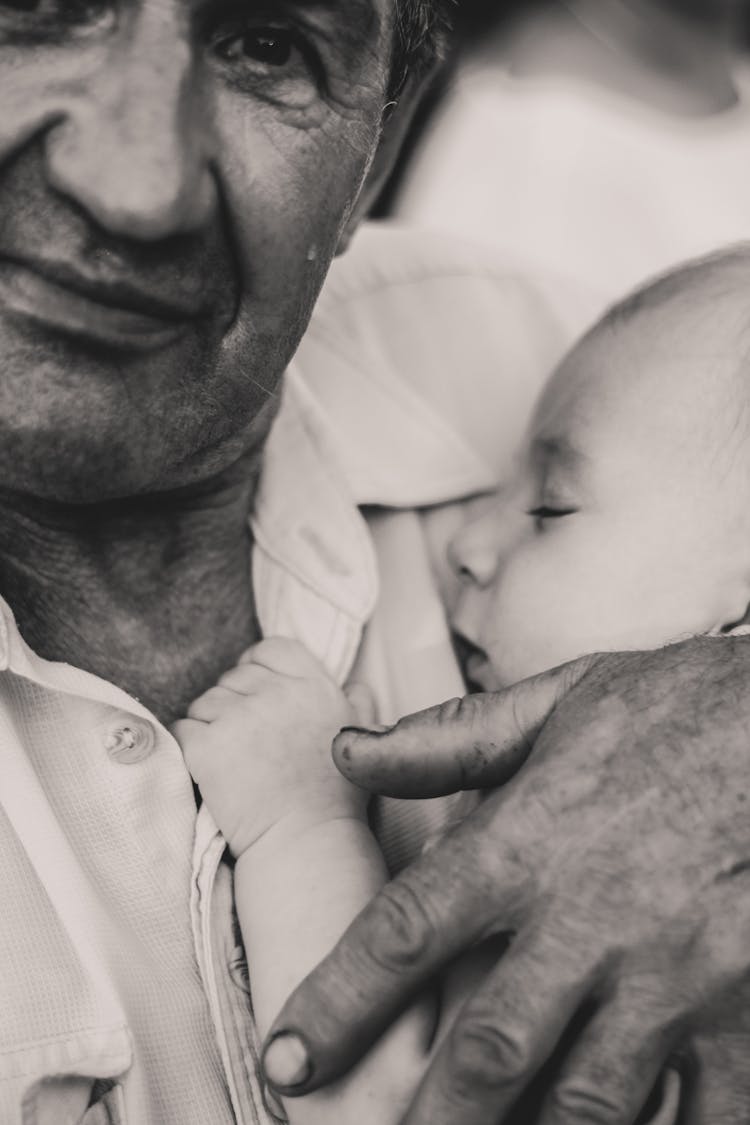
[450,305,750,690]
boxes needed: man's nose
[447,506,506,588]
[45,25,216,241]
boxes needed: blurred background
[375,1,750,334]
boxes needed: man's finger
[262,808,531,1095]
[537,999,677,1125]
[684,1027,750,1124]
[333,654,599,797]
[398,930,595,1125]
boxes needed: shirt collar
[290,230,502,509]
[250,372,379,624]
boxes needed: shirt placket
[192,590,367,1125]
[191,383,377,1125]
[0,632,233,1125]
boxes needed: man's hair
[390,0,453,98]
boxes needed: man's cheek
[217,124,371,306]
[0,47,105,164]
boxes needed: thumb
[332,653,599,798]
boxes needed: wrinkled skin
[0,0,395,502]
[264,637,750,1124]
[0,0,407,718]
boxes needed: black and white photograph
[1,1,749,1122]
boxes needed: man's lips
[0,254,205,351]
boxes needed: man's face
[0,0,392,500]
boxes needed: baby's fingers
[343,681,377,728]
[171,716,210,783]
[237,636,329,680]
[218,662,276,694]
[186,684,242,722]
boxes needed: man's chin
[0,349,164,503]
[0,301,286,503]
[0,302,202,486]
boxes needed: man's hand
[260,637,750,1124]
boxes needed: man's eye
[217,27,294,67]
[211,21,323,105]
[527,505,577,530]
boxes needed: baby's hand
[173,638,366,858]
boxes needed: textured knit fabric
[0,224,568,1124]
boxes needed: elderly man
[1,1,749,1125]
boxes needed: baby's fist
[173,638,367,856]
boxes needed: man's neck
[0,452,264,725]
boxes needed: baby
[175,244,750,1125]
[448,243,750,687]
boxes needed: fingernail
[338,724,393,737]
[262,1032,312,1090]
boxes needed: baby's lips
[450,628,496,692]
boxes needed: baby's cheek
[482,552,587,686]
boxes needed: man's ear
[336,74,435,255]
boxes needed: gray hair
[390,0,453,98]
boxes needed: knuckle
[432,696,465,726]
[546,1079,624,1124]
[446,1015,533,1096]
[559,651,599,695]
[509,688,535,753]
[218,665,249,689]
[366,880,437,972]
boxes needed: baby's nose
[447,516,502,587]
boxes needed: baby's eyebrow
[530,436,585,473]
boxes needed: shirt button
[103,717,156,764]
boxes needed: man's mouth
[0,255,204,352]
[451,629,499,693]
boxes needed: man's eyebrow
[262,0,381,56]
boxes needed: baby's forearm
[236,815,388,1034]
[235,817,434,1124]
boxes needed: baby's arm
[174,638,434,1124]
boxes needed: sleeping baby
[175,244,750,1125]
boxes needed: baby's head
[450,245,750,690]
